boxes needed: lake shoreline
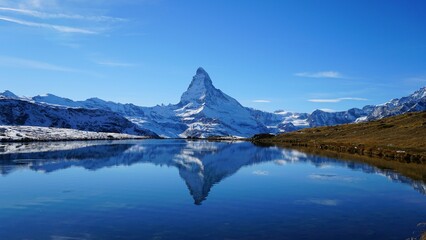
[251,138,425,164]
[250,112,426,181]
[254,141,426,182]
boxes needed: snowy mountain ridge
[21,68,294,138]
[1,69,425,138]
[307,87,426,127]
[0,97,158,137]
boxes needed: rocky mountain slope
[307,87,425,127]
[1,68,425,138]
[0,98,158,137]
[27,68,302,137]
[23,68,310,138]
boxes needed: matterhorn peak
[196,67,208,75]
[192,67,214,87]
[179,67,219,105]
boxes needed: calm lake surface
[0,139,425,240]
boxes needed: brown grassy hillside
[252,111,426,180]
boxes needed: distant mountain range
[1,67,425,138]
[0,96,158,137]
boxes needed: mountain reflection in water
[0,139,424,205]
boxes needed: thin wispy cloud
[16,0,58,10]
[0,56,99,76]
[0,56,76,72]
[0,1,125,35]
[252,99,271,103]
[0,15,97,34]
[0,7,125,22]
[308,97,367,103]
[295,71,343,79]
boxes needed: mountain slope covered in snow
[1,70,425,138]
[0,98,158,137]
[308,87,426,127]
[0,125,147,142]
[27,68,308,138]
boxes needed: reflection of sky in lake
[0,139,425,240]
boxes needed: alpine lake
[0,139,425,240]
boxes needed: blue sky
[0,0,425,113]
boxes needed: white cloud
[17,0,56,9]
[252,99,271,103]
[0,1,126,36]
[0,56,75,71]
[308,97,367,103]
[0,15,97,34]
[0,7,125,22]
[295,71,343,79]
[0,56,99,76]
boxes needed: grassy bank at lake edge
[252,111,426,181]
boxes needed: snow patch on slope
[0,125,146,142]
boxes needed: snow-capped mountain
[30,68,304,138]
[1,69,425,138]
[249,108,309,132]
[308,107,371,127]
[33,94,148,116]
[173,67,269,137]
[0,98,158,137]
[367,87,426,120]
[308,87,426,127]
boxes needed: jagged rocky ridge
[1,68,425,138]
[0,97,158,138]
[28,68,289,138]
[307,87,426,127]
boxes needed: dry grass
[252,111,426,181]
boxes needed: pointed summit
[196,67,207,75]
[179,67,218,105]
[192,67,214,88]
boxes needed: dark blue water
[0,140,425,240]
